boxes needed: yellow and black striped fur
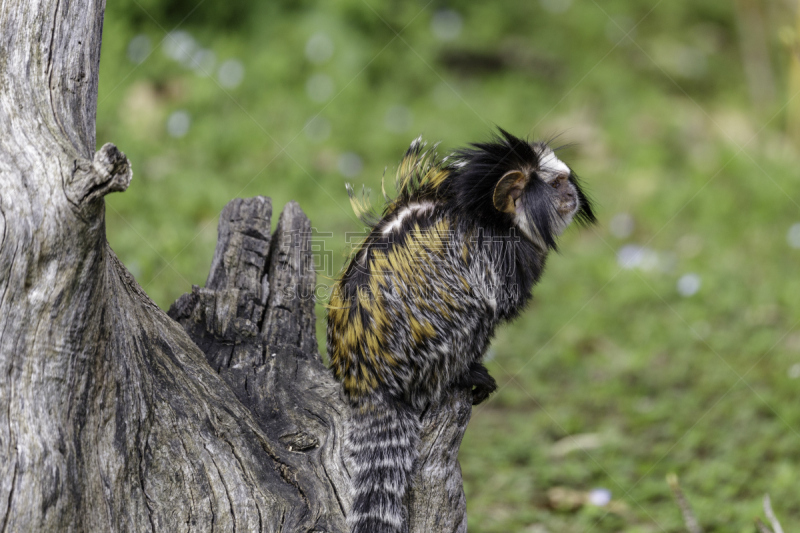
[327,129,594,533]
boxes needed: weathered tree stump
[0,0,472,531]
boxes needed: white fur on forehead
[537,147,570,179]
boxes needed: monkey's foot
[458,362,497,405]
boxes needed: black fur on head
[442,128,595,250]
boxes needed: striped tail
[346,397,421,533]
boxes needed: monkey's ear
[492,170,527,213]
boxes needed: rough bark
[0,0,472,531]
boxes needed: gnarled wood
[0,0,472,531]
[169,196,472,532]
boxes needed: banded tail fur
[346,398,420,532]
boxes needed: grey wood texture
[0,1,472,531]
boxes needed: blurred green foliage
[98,0,800,530]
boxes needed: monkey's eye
[550,174,568,189]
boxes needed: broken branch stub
[168,197,472,532]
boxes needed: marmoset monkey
[327,129,595,533]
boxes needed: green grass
[98,0,800,530]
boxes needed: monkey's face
[536,146,581,224]
[492,143,592,249]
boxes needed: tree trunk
[0,1,471,531]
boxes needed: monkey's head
[450,129,595,250]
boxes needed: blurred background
[99,0,800,530]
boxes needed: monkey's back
[327,210,506,410]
